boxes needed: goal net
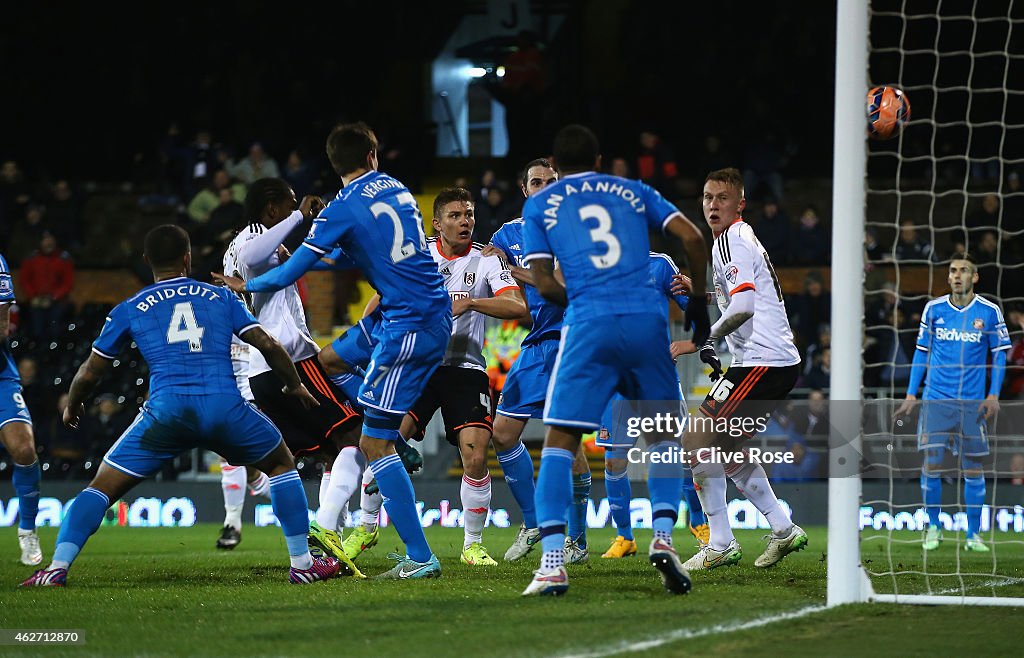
[831,0,1024,606]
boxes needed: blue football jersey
[0,254,17,383]
[92,277,261,397]
[302,171,449,328]
[916,294,1011,400]
[649,251,689,320]
[522,172,680,322]
[490,218,564,345]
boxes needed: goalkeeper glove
[699,340,723,382]
[686,294,711,347]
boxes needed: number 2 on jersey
[579,204,621,269]
[371,192,427,264]
[167,302,204,352]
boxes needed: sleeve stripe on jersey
[916,345,929,352]
[522,252,553,264]
[993,344,1011,352]
[494,285,519,297]
[660,212,679,233]
[237,323,261,336]
[717,230,732,263]
[301,241,329,256]
[91,346,117,360]
[730,283,755,295]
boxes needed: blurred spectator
[865,227,884,263]
[1005,308,1024,399]
[609,157,631,178]
[791,205,829,265]
[1010,454,1024,486]
[0,160,31,246]
[752,197,791,265]
[6,204,51,265]
[187,169,246,223]
[81,393,131,459]
[229,142,280,184]
[956,194,1001,253]
[742,134,787,201]
[697,135,733,177]
[477,169,498,203]
[20,233,74,340]
[17,356,50,427]
[892,220,935,263]
[175,129,223,197]
[789,271,831,351]
[282,150,316,198]
[45,179,81,250]
[771,391,826,482]
[636,130,679,196]
[973,230,1000,297]
[41,393,85,475]
[473,185,515,243]
[802,347,830,390]
[1003,172,1024,237]
[803,324,831,377]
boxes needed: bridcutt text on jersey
[427,237,519,371]
[224,212,319,376]
[712,219,801,367]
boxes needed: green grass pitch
[1,525,1021,656]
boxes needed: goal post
[830,0,1024,608]
[828,0,870,608]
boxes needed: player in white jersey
[682,168,808,571]
[214,238,272,549]
[402,187,526,566]
[222,178,363,576]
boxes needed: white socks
[360,466,382,531]
[316,447,365,532]
[220,463,246,530]
[461,473,491,548]
[691,458,735,550]
[728,460,793,535]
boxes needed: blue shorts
[496,336,560,420]
[329,317,378,373]
[104,393,282,478]
[544,314,680,431]
[596,382,686,448]
[917,399,989,457]
[358,318,452,416]
[0,380,32,430]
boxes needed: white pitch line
[556,605,828,658]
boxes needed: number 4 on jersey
[167,301,204,352]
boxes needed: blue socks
[569,472,591,548]
[921,471,942,528]
[683,467,706,527]
[496,442,537,528]
[52,487,109,569]
[535,447,574,556]
[647,442,683,540]
[371,454,432,563]
[13,460,41,531]
[964,476,985,537]
[269,471,312,565]
[604,467,633,540]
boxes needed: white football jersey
[428,237,519,371]
[711,220,801,367]
[225,217,319,376]
[222,245,254,400]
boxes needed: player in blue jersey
[0,253,43,567]
[215,122,452,579]
[21,226,342,587]
[519,125,711,596]
[598,255,709,559]
[895,254,1010,552]
[482,158,563,562]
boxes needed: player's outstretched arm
[525,258,567,307]
[213,245,322,294]
[241,326,319,410]
[65,353,113,429]
[453,288,527,320]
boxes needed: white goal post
[828,0,1024,607]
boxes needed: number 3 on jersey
[371,192,427,264]
[579,204,621,269]
[167,302,204,352]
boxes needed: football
[867,85,911,140]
